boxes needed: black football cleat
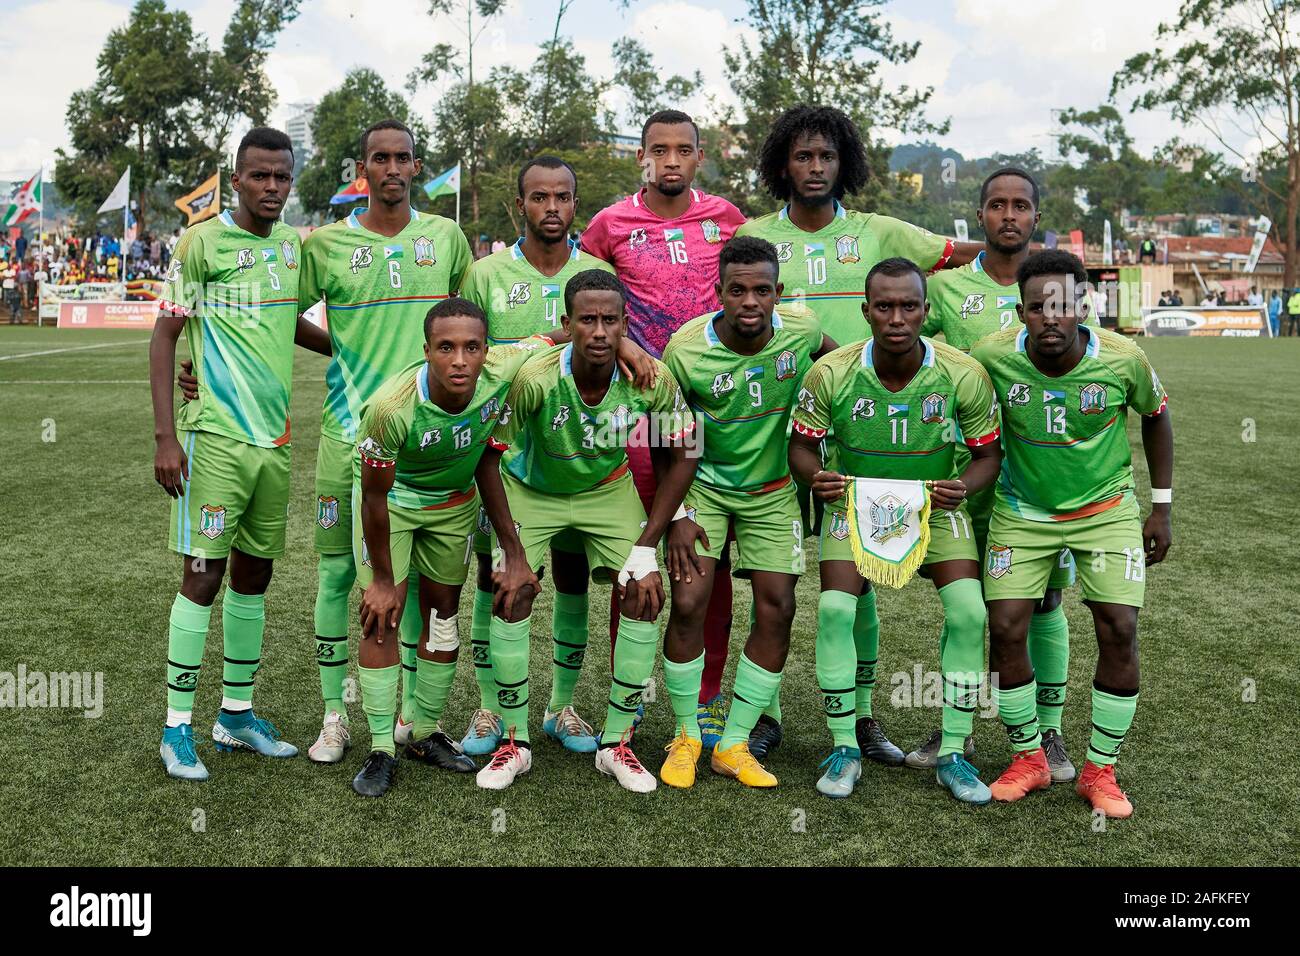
[406,730,477,772]
[855,717,905,766]
[352,750,399,797]
[747,714,784,760]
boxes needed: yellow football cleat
[710,740,778,788]
[659,726,704,789]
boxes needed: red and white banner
[57,300,160,329]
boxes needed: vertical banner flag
[174,172,221,225]
[1244,216,1272,274]
[1102,220,1113,265]
[953,219,969,242]
[98,167,131,213]
[3,172,42,226]
[1044,230,1058,250]
[1069,229,1085,262]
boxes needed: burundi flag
[423,163,461,200]
[330,178,369,205]
[174,172,220,225]
[2,171,42,226]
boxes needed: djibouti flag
[384,244,403,260]
[664,228,684,242]
[805,242,825,256]
[542,284,560,298]
[888,403,909,417]
[1043,389,1066,404]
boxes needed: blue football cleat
[212,712,298,758]
[543,705,599,753]
[936,753,992,805]
[696,694,728,750]
[815,746,862,799]
[461,708,504,756]
[161,724,209,781]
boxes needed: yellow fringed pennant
[845,477,932,589]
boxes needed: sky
[0,0,1255,182]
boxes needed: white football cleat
[595,736,657,793]
[308,711,351,764]
[394,716,414,747]
[476,734,532,791]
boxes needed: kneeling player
[790,258,1002,803]
[659,236,836,788]
[350,298,550,796]
[475,269,697,792]
[972,251,1172,819]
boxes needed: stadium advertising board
[57,299,160,329]
[1141,306,1270,337]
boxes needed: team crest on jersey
[1006,383,1031,406]
[987,544,1013,579]
[552,405,570,430]
[419,428,441,449]
[199,504,226,540]
[829,511,850,541]
[413,236,436,266]
[851,396,876,420]
[774,242,793,263]
[836,235,861,264]
[507,281,531,308]
[701,219,722,244]
[481,397,501,424]
[317,496,339,530]
[280,240,298,269]
[960,293,985,319]
[775,349,797,380]
[1079,382,1107,414]
[234,249,256,273]
[921,392,946,424]
[349,245,373,274]
[608,403,631,431]
[869,494,909,544]
[711,372,735,397]
[628,228,647,247]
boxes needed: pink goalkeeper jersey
[581,187,746,357]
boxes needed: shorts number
[946,510,971,538]
[1045,405,1066,435]
[266,262,280,291]
[389,260,402,289]
[807,257,826,285]
[1058,548,1072,569]
[667,240,688,265]
[891,417,908,445]
[749,380,763,407]
[1121,546,1145,582]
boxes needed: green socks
[718,653,782,751]
[470,588,496,712]
[601,615,657,744]
[412,657,457,740]
[166,593,211,725]
[221,587,264,712]
[314,553,354,719]
[853,589,880,718]
[995,678,1042,753]
[1087,684,1138,766]
[663,652,705,740]
[816,590,858,749]
[1028,605,1070,733]
[489,614,532,743]
[548,591,589,711]
[937,578,986,757]
[398,576,421,724]
[358,663,400,756]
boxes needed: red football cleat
[990,747,1052,802]
[1076,761,1133,819]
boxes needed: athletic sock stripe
[1088,744,1121,758]
[167,659,201,670]
[1091,723,1127,740]
[318,659,349,667]
[473,663,492,669]
[166,683,197,693]
[733,691,756,706]
[496,677,528,689]
[498,701,528,711]
[553,639,587,649]
[858,658,878,665]
[552,659,582,670]
[401,664,416,673]
[223,656,260,665]
[222,679,254,687]
[1036,699,1065,707]
[610,676,644,691]
[825,709,855,719]
[1037,680,1067,687]
[470,640,489,645]
[945,703,978,713]
[819,686,855,695]
[1004,718,1039,732]
[400,641,418,650]
[316,635,347,642]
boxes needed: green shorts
[314,433,355,555]
[684,479,805,576]
[498,468,646,583]
[473,506,585,559]
[168,429,290,560]
[353,486,478,589]
[819,500,979,567]
[983,497,1145,607]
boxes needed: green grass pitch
[0,326,1295,866]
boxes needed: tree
[708,0,947,213]
[1045,106,1155,243]
[1112,0,1300,285]
[296,68,429,218]
[610,37,700,130]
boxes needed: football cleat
[212,713,298,758]
[460,708,504,756]
[989,748,1052,803]
[308,711,351,764]
[697,694,728,750]
[476,732,532,791]
[935,753,992,805]
[352,750,398,797]
[711,741,777,788]
[160,724,209,781]
[904,728,974,769]
[815,746,862,799]
[747,714,784,760]
[659,726,704,789]
[595,733,657,793]
[393,716,414,747]
[1076,761,1133,819]
[405,729,476,772]
[1041,729,1077,783]
[542,705,599,753]
[855,717,904,766]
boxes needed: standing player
[738,105,983,760]
[299,120,472,764]
[151,128,329,780]
[973,251,1172,819]
[659,236,835,789]
[908,167,1078,779]
[581,110,745,749]
[789,259,1002,803]
[348,299,549,796]
[458,156,616,757]
[474,269,697,792]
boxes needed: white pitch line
[0,339,151,362]
[0,379,149,384]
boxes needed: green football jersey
[356,340,545,509]
[459,238,615,344]
[492,344,691,494]
[662,304,822,492]
[792,337,1000,482]
[159,210,301,448]
[738,201,952,347]
[971,326,1167,521]
[299,207,472,443]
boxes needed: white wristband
[1151,488,1172,504]
[672,504,689,522]
[617,545,659,587]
